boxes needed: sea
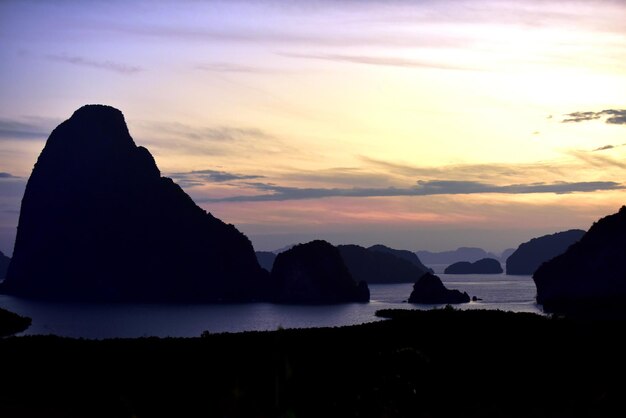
[0,266,542,339]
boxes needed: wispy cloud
[199,179,624,202]
[150,122,271,142]
[593,145,615,151]
[562,109,626,124]
[278,52,478,71]
[196,62,276,73]
[361,156,567,181]
[169,169,264,187]
[46,54,143,74]
[0,172,19,179]
[0,117,55,140]
[568,150,626,170]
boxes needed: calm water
[0,272,541,339]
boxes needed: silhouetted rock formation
[0,105,267,302]
[534,207,626,313]
[255,251,277,272]
[444,258,503,274]
[416,247,498,265]
[408,273,470,304]
[0,250,9,281]
[271,240,369,304]
[368,244,432,272]
[338,244,430,284]
[0,307,31,337]
[506,229,585,275]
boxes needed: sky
[1,0,626,255]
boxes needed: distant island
[534,207,626,314]
[506,229,585,275]
[416,247,501,265]
[408,273,470,304]
[0,105,268,302]
[444,258,503,274]
[338,244,431,284]
[270,240,369,304]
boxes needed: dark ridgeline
[255,251,277,272]
[270,240,369,304]
[0,105,267,302]
[534,207,626,314]
[444,258,503,274]
[338,244,431,284]
[506,229,585,275]
[500,248,516,263]
[0,250,9,280]
[416,247,499,265]
[408,272,470,304]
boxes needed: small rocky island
[270,240,370,304]
[533,207,626,313]
[0,307,31,337]
[408,273,470,304]
[444,258,503,274]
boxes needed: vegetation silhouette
[1,308,624,417]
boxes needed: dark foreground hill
[534,207,626,314]
[1,308,624,417]
[506,229,585,275]
[0,105,267,302]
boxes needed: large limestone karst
[1,105,267,302]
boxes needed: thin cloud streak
[278,52,479,71]
[46,54,143,74]
[0,118,53,140]
[199,180,624,202]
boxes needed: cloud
[361,156,567,180]
[278,52,478,71]
[562,109,626,124]
[46,54,143,74]
[0,172,19,179]
[170,169,264,185]
[150,122,271,142]
[199,179,624,202]
[593,145,615,152]
[0,117,54,140]
[568,150,626,170]
[196,62,275,73]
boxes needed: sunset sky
[1,0,625,255]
